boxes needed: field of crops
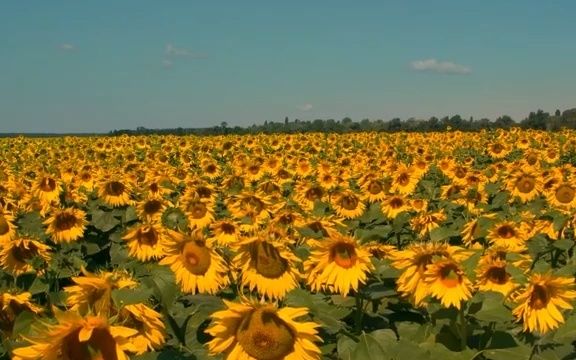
[1,129,576,360]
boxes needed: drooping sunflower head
[206,301,322,360]
[33,174,61,205]
[122,223,165,262]
[43,207,87,243]
[512,273,576,334]
[0,209,17,243]
[0,238,52,277]
[0,291,43,335]
[11,310,138,360]
[119,303,166,355]
[64,268,138,316]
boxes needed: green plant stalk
[354,293,364,335]
[459,305,467,350]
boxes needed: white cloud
[297,103,313,111]
[410,59,471,74]
[162,43,207,68]
[58,43,75,51]
[162,59,173,69]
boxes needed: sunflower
[205,300,322,360]
[409,210,446,237]
[423,258,473,309]
[136,198,166,222]
[122,223,166,261]
[390,164,420,195]
[159,229,230,294]
[512,273,576,334]
[0,238,52,277]
[475,257,517,297]
[64,268,138,316]
[381,195,410,219]
[506,169,543,203]
[0,208,17,243]
[0,291,43,336]
[304,232,373,297]
[359,177,388,203]
[298,215,344,240]
[293,182,326,211]
[233,235,301,300]
[487,221,528,252]
[390,243,469,307]
[43,207,87,243]
[331,190,366,219]
[546,181,576,212]
[181,196,215,229]
[487,142,511,159]
[33,174,61,207]
[12,310,137,360]
[119,303,166,354]
[208,220,241,247]
[97,177,134,207]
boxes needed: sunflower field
[1,129,576,360]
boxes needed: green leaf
[337,335,357,360]
[472,292,514,323]
[91,209,120,232]
[553,312,576,342]
[111,287,153,307]
[352,332,387,360]
[12,311,36,338]
[429,226,458,242]
[28,276,50,295]
[285,289,351,333]
[552,238,572,251]
[123,206,138,223]
[484,345,532,360]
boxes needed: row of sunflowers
[1,129,576,359]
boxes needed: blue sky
[1,1,575,133]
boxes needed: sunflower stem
[459,305,467,350]
[354,293,364,334]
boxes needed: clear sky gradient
[1,1,575,133]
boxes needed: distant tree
[555,109,561,117]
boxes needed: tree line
[107,107,576,136]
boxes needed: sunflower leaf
[90,209,120,232]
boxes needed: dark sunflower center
[305,187,323,201]
[368,181,383,194]
[529,284,550,310]
[397,173,410,186]
[439,264,461,288]
[527,154,538,165]
[206,164,217,173]
[555,185,575,204]
[330,243,357,269]
[236,309,295,360]
[497,225,515,239]
[11,244,37,263]
[189,202,208,219]
[197,187,212,199]
[138,227,158,246]
[143,200,162,215]
[39,177,56,192]
[340,195,359,210]
[390,197,404,208]
[485,266,510,285]
[262,182,279,194]
[181,241,211,275]
[307,222,329,237]
[279,214,293,225]
[243,196,264,213]
[105,181,125,196]
[149,183,159,193]
[277,169,290,180]
[54,212,78,231]
[0,216,9,235]
[248,165,260,174]
[492,144,503,153]
[516,176,535,193]
[220,223,236,234]
[62,328,91,360]
[454,167,467,179]
[251,242,288,279]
